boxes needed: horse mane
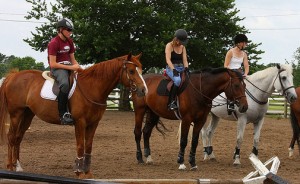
[248,64,293,81]
[78,55,126,79]
[192,67,228,74]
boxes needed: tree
[292,47,300,86]
[0,53,46,78]
[24,0,265,110]
[25,0,263,71]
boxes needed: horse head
[274,64,297,103]
[120,53,148,97]
[224,69,248,113]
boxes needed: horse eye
[129,69,135,75]
[282,76,287,80]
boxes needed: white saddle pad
[40,79,76,100]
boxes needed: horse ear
[136,52,142,60]
[276,63,280,69]
[127,52,132,60]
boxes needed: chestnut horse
[132,68,248,170]
[0,53,147,178]
[289,86,300,157]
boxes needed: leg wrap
[73,157,84,173]
[83,154,92,173]
[252,147,258,156]
[233,147,240,159]
[177,151,184,164]
[189,151,196,167]
[144,148,151,158]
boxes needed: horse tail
[290,108,300,141]
[144,111,170,138]
[0,77,9,145]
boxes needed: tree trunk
[118,85,132,111]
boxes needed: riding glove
[173,69,179,77]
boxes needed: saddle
[42,71,60,96]
[156,72,189,96]
[40,71,76,100]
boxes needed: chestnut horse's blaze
[132,68,248,170]
[0,53,147,179]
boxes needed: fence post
[284,99,287,118]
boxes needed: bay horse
[289,86,300,157]
[132,68,248,170]
[0,53,147,179]
[200,64,297,165]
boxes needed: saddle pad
[40,79,76,100]
[157,79,170,96]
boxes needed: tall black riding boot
[168,85,179,111]
[58,91,74,125]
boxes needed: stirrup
[168,101,178,111]
[60,112,74,125]
[227,102,235,115]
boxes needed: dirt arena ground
[0,111,299,183]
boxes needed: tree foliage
[0,53,45,78]
[292,47,300,86]
[24,0,264,72]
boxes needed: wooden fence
[107,90,290,117]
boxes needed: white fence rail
[106,90,290,117]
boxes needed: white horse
[200,64,297,165]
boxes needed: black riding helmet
[234,34,248,44]
[175,29,188,46]
[57,18,74,30]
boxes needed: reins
[188,69,244,107]
[244,68,294,104]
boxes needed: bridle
[244,68,294,105]
[189,69,246,107]
[75,60,141,106]
[223,70,246,106]
[120,60,140,92]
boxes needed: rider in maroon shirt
[47,18,80,125]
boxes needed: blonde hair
[172,37,181,46]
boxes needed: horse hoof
[84,171,94,179]
[233,160,241,166]
[146,156,153,164]
[190,165,198,171]
[76,172,85,179]
[178,164,187,170]
[139,160,145,164]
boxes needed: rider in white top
[224,34,249,77]
[224,34,249,113]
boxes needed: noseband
[275,69,294,96]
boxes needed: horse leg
[7,110,32,171]
[142,110,159,164]
[134,107,146,164]
[252,118,264,157]
[288,136,296,158]
[189,121,203,170]
[73,120,89,178]
[81,121,100,179]
[233,118,247,165]
[177,120,190,170]
[203,113,219,161]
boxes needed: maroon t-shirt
[47,35,75,64]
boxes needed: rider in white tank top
[228,52,244,70]
[224,34,249,77]
[224,34,249,113]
